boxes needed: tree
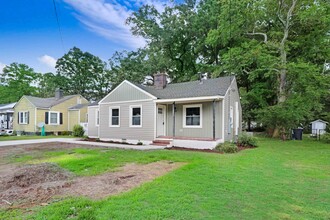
[37,72,65,98]
[0,63,40,104]
[56,47,111,101]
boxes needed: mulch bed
[83,138,137,145]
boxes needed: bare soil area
[0,143,182,209]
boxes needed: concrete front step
[151,139,171,146]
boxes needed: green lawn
[1,138,329,220]
[0,135,73,141]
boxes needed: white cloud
[0,62,6,74]
[63,0,170,49]
[38,55,57,69]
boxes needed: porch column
[172,102,176,137]
[213,100,216,140]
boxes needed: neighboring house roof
[133,76,234,99]
[310,119,329,124]
[68,103,89,110]
[0,102,16,112]
[24,95,77,109]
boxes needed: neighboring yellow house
[13,89,89,135]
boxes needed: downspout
[213,100,216,140]
[172,102,176,137]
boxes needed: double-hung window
[130,106,142,127]
[49,111,60,125]
[183,104,202,128]
[19,111,29,124]
[109,107,120,127]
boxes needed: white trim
[156,104,167,136]
[78,110,81,123]
[68,110,70,130]
[153,103,157,139]
[99,80,157,104]
[109,106,120,127]
[100,99,153,105]
[18,111,29,125]
[95,109,100,127]
[129,105,142,128]
[34,108,37,132]
[49,111,60,125]
[154,96,223,104]
[182,104,203,128]
[222,100,225,140]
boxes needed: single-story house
[89,74,242,149]
[0,102,16,130]
[311,119,328,135]
[13,89,89,135]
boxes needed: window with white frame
[130,106,142,127]
[19,111,29,124]
[109,107,120,127]
[183,104,202,128]
[96,110,100,126]
[49,111,60,125]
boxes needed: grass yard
[1,138,329,220]
[0,135,72,141]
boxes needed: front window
[110,107,120,127]
[49,112,59,124]
[183,104,202,128]
[130,106,142,127]
[19,111,28,124]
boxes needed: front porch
[154,98,224,149]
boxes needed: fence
[311,129,326,141]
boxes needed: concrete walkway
[0,138,166,150]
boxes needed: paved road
[0,138,165,150]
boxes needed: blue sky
[0,0,171,74]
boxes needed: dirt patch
[0,161,182,208]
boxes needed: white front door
[157,105,166,137]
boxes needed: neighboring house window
[183,104,202,128]
[96,110,100,126]
[109,107,120,127]
[18,111,29,124]
[45,112,63,125]
[130,106,142,127]
[49,111,60,125]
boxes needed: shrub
[215,142,238,153]
[237,132,258,147]
[72,125,85,137]
[321,133,330,144]
[60,131,71,136]
[137,141,143,145]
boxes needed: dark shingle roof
[68,103,89,110]
[134,76,233,99]
[25,95,77,108]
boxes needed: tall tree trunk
[277,0,297,104]
[274,0,298,139]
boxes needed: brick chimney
[55,88,63,99]
[153,73,167,89]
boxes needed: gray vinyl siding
[165,101,223,139]
[99,100,155,141]
[87,107,99,137]
[223,78,242,141]
[101,82,153,103]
